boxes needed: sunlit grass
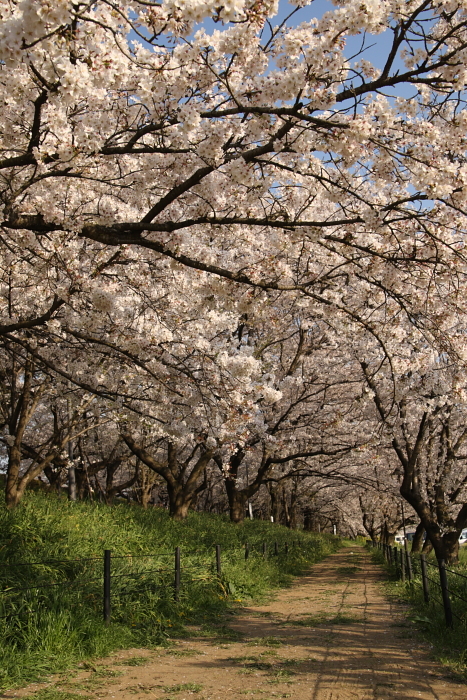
[0,491,340,689]
[370,544,467,679]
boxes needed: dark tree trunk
[168,483,192,521]
[411,521,425,554]
[215,447,274,524]
[281,480,298,529]
[435,532,460,565]
[43,464,64,491]
[422,537,433,555]
[216,449,248,523]
[5,445,22,508]
[381,521,395,545]
[167,482,182,519]
[287,495,298,530]
[122,435,213,520]
[76,467,88,499]
[166,474,208,520]
[401,486,465,565]
[225,479,247,524]
[303,506,320,532]
[268,482,282,523]
[361,513,377,541]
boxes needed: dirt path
[6,546,466,700]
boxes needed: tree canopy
[2,0,467,562]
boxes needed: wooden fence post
[103,549,111,626]
[420,554,430,603]
[438,559,453,628]
[406,551,413,582]
[393,546,398,574]
[174,546,181,602]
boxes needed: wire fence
[0,538,314,627]
[369,540,467,628]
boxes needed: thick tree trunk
[268,483,282,523]
[361,512,377,541]
[400,487,464,565]
[169,493,192,520]
[411,521,425,554]
[215,447,271,524]
[5,444,22,508]
[167,482,192,520]
[229,492,246,523]
[434,532,460,565]
[287,497,298,529]
[122,435,213,521]
[422,538,433,555]
[225,479,247,524]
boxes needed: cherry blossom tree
[3,0,467,534]
[357,333,467,564]
[2,0,467,331]
[0,341,111,507]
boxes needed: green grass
[369,544,467,680]
[336,565,361,576]
[230,653,303,684]
[163,682,203,693]
[280,612,363,627]
[0,491,340,690]
[116,655,151,666]
[23,691,92,700]
[164,647,201,657]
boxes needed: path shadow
[181,548,465,700]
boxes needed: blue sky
[192,0,400,72]
[130,0,408,88]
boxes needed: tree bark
[411,521,425,554]
[401,486,464,564]
[285,479,299,529]
[268,482,282,523]
[361,362,467,566]
[43,464,64,491]
[215,446,277,524]
[167,481,192,520]
[5,443,22,508]
[225,479,247,524]
[381,520,395,545]
[422,537,433,555]
[122,434,214,520]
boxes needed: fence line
[1,538,313,626]
[369,540,467,629]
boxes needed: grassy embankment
[0,491,341,689]
[371,544,467,678]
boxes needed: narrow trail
[6,546,466,700]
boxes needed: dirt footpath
[6,546,466,700]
